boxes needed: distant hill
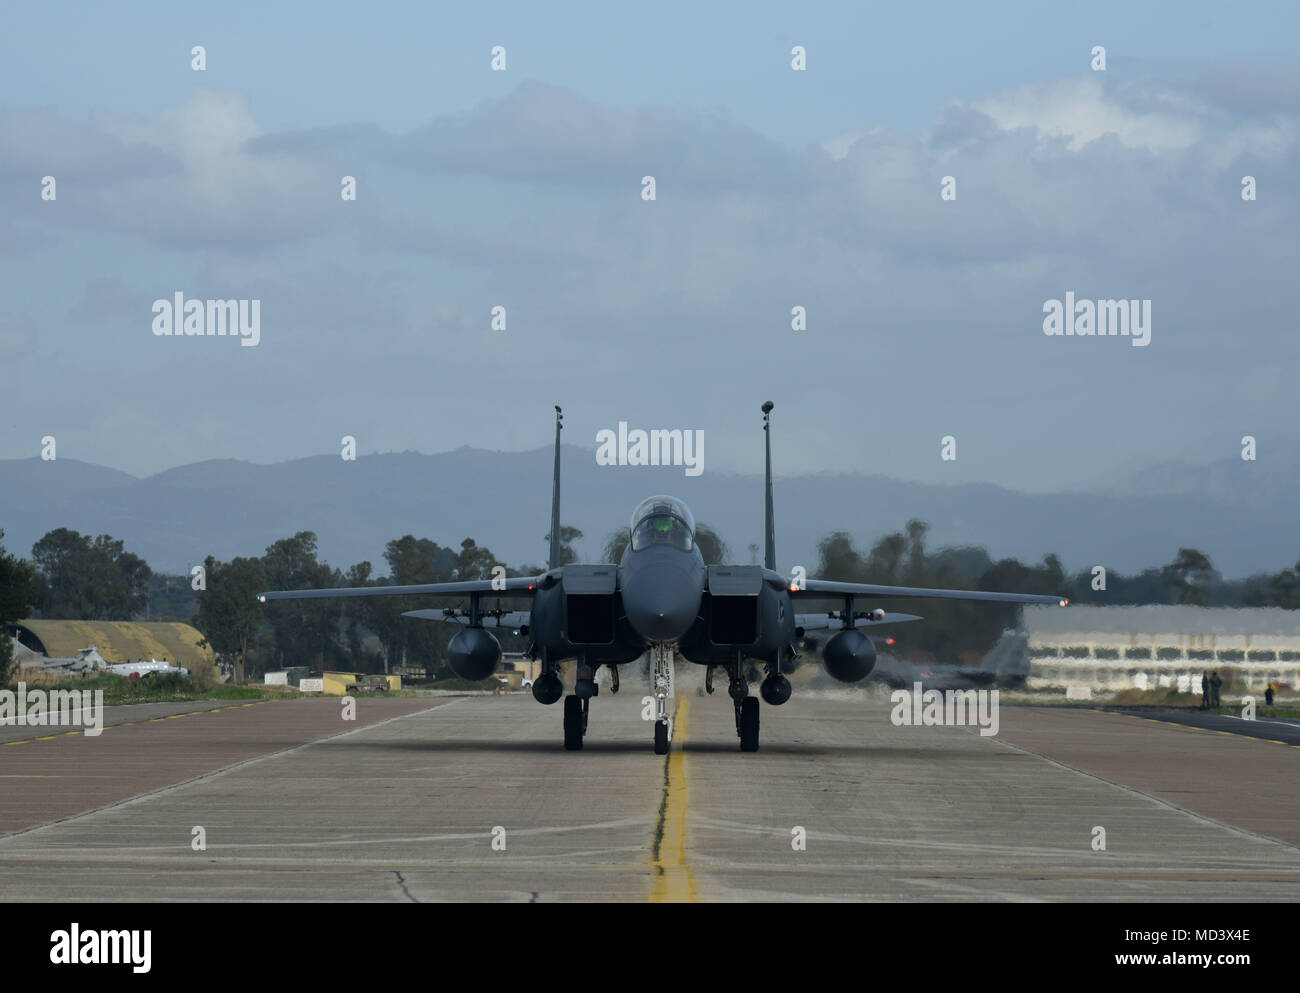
[1,446,1296,578]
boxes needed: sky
[3,1,1299,493]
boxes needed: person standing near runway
[1201,671,1210,709]
[1209,671,1222,708]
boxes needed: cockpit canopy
[629,495,695,553]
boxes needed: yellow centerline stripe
[0,699,272,744]
[649,695,697,903]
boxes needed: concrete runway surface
[0,685,1296,902]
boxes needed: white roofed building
[1020,604,1300,694]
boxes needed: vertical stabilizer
[762,401,776,571]
[548,406,563,570]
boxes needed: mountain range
[2,445,1296,579]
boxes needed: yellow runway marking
[0,700,273,745]
[649,695,697,903]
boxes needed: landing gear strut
[575,660,599,699]
[651,643,674,755]
[728,657,760,752]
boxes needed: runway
[1107,708,1300,747]
[0,690,1296,901]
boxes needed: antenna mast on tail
[762,401,776,571]
[548,406,563,570]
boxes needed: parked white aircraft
[107,659,190,678]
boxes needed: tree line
[4,521,1300,677]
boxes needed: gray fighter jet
[258,403,1067,753]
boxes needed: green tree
[340,561,384,672]
[454,537,503,580]
[816,531,866,582]
[147,573,201,620]
[903,519,928,585]
[543,525,584,566]
[194,555,268,680]
[260,532,345,672]
[693,524,729,566]
[1237,559,1300,609]
[1161,548,1215,606]
[377,535,451,675]
[31,528,152,620]
[0,530,46,680]
[811,522,1071,663]
[866,532,906,583]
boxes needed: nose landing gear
[651,643,675,755]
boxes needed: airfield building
[1021,604,1300,694]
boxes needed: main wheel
[739,697,759,752]
[654,720,669,755]
[563,695,584,750]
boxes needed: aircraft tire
[563,695,584,750]
[739,697,759,752]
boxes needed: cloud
[258,79,805,192]
[0,90,341,251]
[0,106,178,183]
[6,68,1300,491]
[965,77,1205,152]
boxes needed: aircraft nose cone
[624,562,700,643]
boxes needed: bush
[1110,687,1202,707]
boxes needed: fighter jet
[258,403,1067,754]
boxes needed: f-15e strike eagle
[259,403,1067,754]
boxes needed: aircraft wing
[402,609,531,628]
[789,578,1067,607]
[795,612,923,631]
[257,574,550,603]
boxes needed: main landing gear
[563,660,601,750]
[561,659,622,750]
[557,652,784,755]
[738,698,759,752]
[563,694,589,750]
[728,660,760,753]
